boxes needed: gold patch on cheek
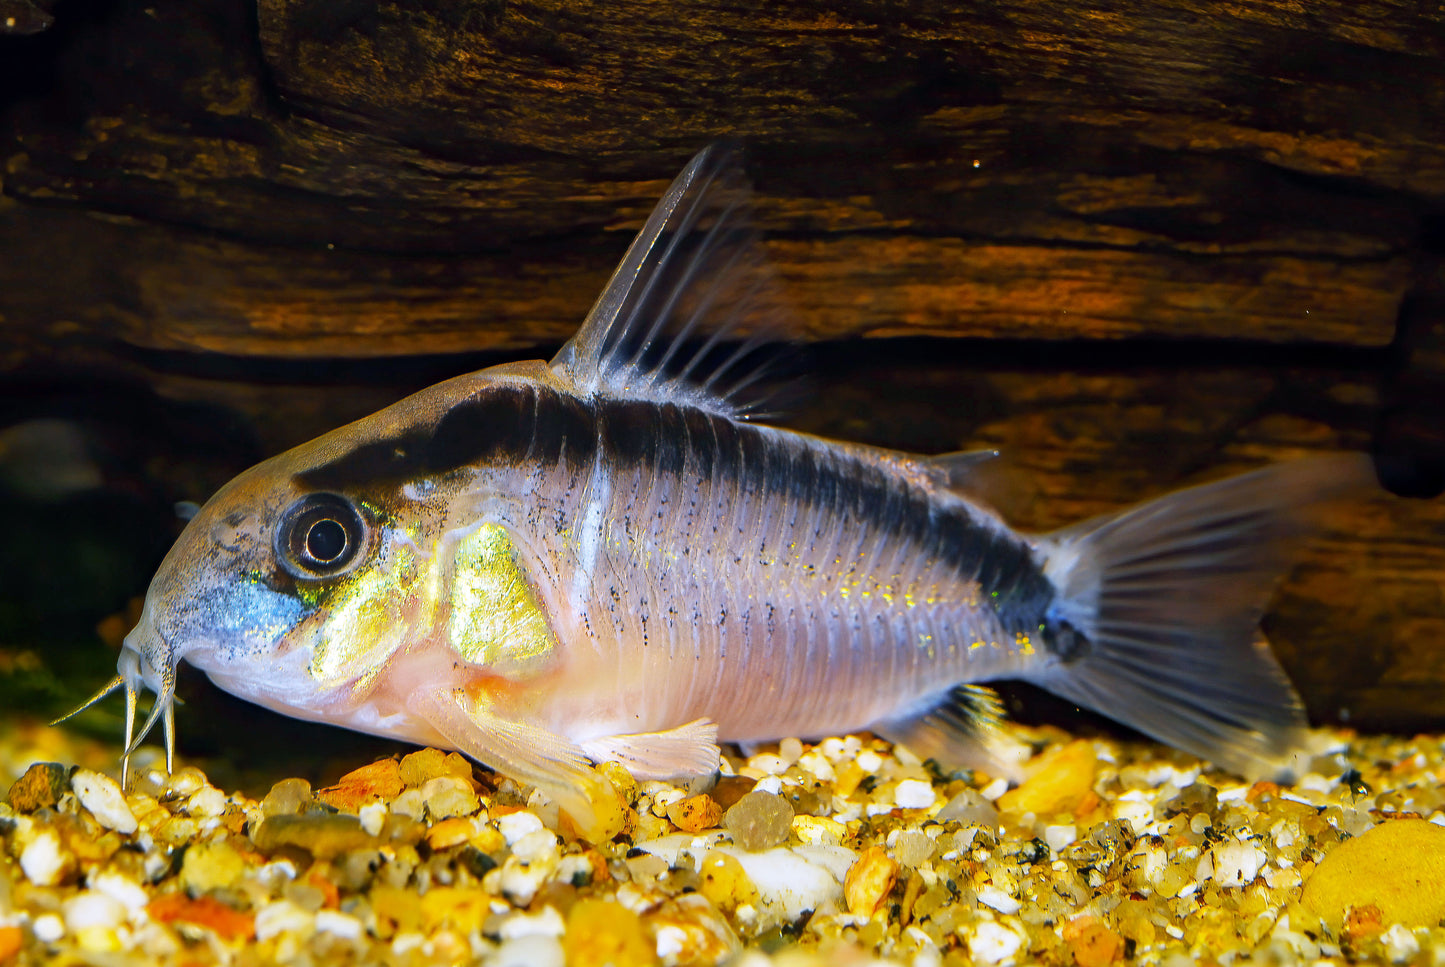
[448,523,557,677]
[309,542,429,690]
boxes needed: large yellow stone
[998,740,1097,817]
[1300,818,1445,932]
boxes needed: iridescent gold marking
[448,523,557,676]
[310,543,423,689]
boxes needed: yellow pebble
[419,886,490,934]
[792,814,847,846]
[998,740,1097,817]
[425,816,479,851]
[564,898,658,967]
[179,839,246,894]
[698,850,761,914]
[844,845,898,918]
[1300,818,1445,931]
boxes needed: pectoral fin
[580,719,721,780]
[410,687,623,839]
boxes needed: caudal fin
[1033,454,1376,780]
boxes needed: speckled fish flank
[60,145,1375,835]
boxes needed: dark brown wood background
[1,0,1442,752]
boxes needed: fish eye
[276,493,367,578]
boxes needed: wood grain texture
[2,0,1440,355]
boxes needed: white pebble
[20,830,67,886]
[90,871,149,917]
[796,751,836,782]
[894,779,937,810]
[1211,842,1262,887]
[1381,923,1420,963]
[554,853,593,885]
[975,885,1021,915]
[753,776,783,795]
[966,920,1025,964]
[749,754,789,776]
[1044,825,1076,852]
[655,923,689,960]
[32,913,65,943]
[497,905,565,940]
[254,900,316,941]
[1113,798,1152,834]
[778,738,804,763]
[978,777,1010,801]
[498,811,545,846]
[718,846,847,922]
[855,750,884,774]
[186,785,229,818]
[70,769,137,834]
[818,738,848,762]
[315,910,363,940]
[498,860,546,906]
[511,829,559,866]
[358,801,387,836]
[62,891,126,931]
[486,934,565,967]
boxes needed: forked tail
[1033,454,1376,779]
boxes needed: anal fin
[872,685,1029,782]
[581,719,721,780]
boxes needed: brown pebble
[6,762,68,812]
[722,790,793,851]
[1063,915,1124,967]
[709,775,757,810]
[844,845,898,917]
[666,794,724,833]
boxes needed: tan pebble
[1301,818,1445,931]
[260,778,312,817]
[316,759,404,812]
[998,740,1097,817]
[723,791,793,851]
[844,845,898,917]
[419,776,480,820]
[565,897,657,967]
[666,794,723,833]
[6,762,68,812]
[1062,915,1123,967]
[398,748,476,790]
[698,850,760,913]
[179,839,246,893]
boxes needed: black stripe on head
[296,384,598,491]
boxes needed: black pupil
[306,518,348,563]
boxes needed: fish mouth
[53,612,179,788]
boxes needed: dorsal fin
[550,144,792,421]
[924,449,1001,491]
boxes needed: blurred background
[1,0,1442,792]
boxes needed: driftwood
[0,0,1442,737]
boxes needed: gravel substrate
[3,720,1444,966]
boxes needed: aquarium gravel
[3,722,1445,966]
